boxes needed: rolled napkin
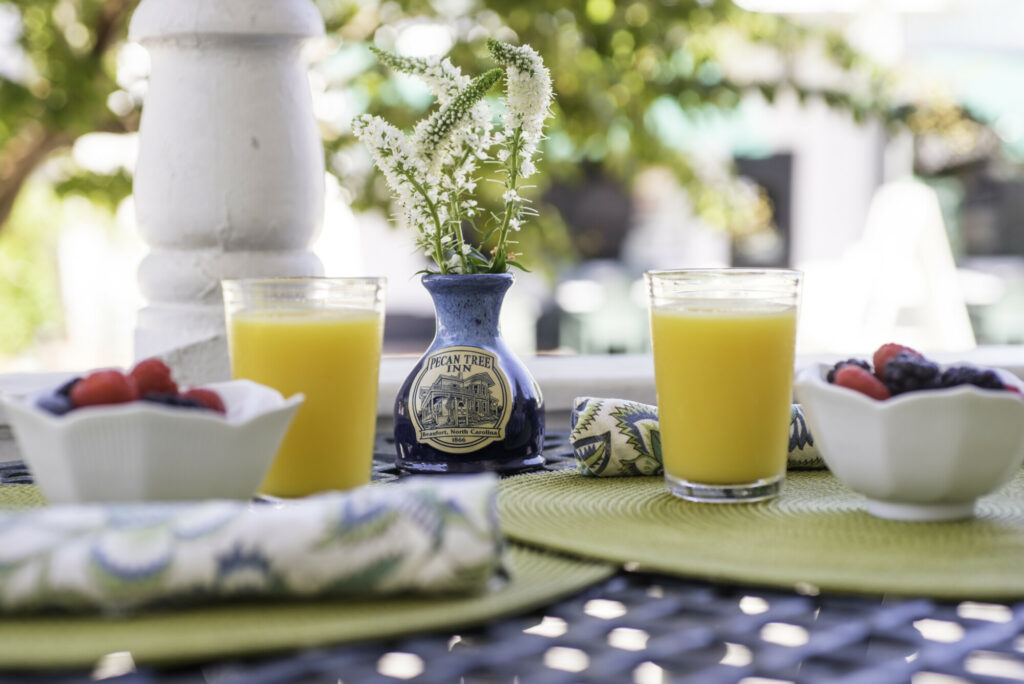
[0,474,501,613]
[570,397,822,476]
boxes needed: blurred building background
[1,0,1023,370]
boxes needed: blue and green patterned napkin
[570,397,821,476]
[0,474,502,613]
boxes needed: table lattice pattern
[2,433,1024,684]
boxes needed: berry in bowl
[1,359,303,503]
[794,344,1024,522]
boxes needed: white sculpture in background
[129,0,326,370]
[798,179,976,354]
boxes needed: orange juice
[651,301,797,485]
[229,309,383,497]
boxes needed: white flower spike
[354,41,553,274]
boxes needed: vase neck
[423,274,512,346]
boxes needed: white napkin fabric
[0,474,502,613]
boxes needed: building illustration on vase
[417,371,503,428]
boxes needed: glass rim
[644,268,801,280]
[221,276,386,288]
[221,276,386,311]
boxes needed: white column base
[135,303,229,360]
[152,334,232,387]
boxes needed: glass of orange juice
[645,269,801,503]
[222,277,385,497]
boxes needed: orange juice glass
[222,278,385,497]
[646,269,801,503]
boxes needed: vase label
[409,345,512,453]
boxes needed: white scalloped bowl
[794,363,1024,521]
[1,380,303,503]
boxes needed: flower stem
[400,166,448,274]
[492,128,523,272]
[448,193,468,273]
[446,148,474,273]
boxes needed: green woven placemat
[0,485,615,669]
[499,469,1024,600]
[0,484,44,508]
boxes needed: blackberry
[36,376,82,416]
[141,393,206,410]
[36,393,73,416]
[55,376,80,397]
[826,358,872,383]
[882,351,940,395]
[938,366,1005,390]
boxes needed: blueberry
[36,393,74,416]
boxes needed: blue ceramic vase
[394,273,546,473]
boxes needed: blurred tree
[316,0,942,244]
[0,0,986,238]
[0,1,992,353]
[0,0,137,232]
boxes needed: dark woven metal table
[2,433,1024,684]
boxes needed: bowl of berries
[0,359,303,503]
[794,344,1024,521]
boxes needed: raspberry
[182,388,227,414]
[882,351,940,395]
[873,343,922,381]
[129,358,178,396]
[69,370,137,407]
[938,366,1005,391]
[834,365,892,400]
[826,358,872,383]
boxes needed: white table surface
[3,347,1023,426]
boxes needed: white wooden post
[130,0,325,362]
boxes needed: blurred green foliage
[0,0,979,354]
[0,182,63,354]
[316,0,908,249]
[0,0,134,354]
[0,0,136,225]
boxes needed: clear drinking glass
[222,277,386,497]
[645,269,801,503]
